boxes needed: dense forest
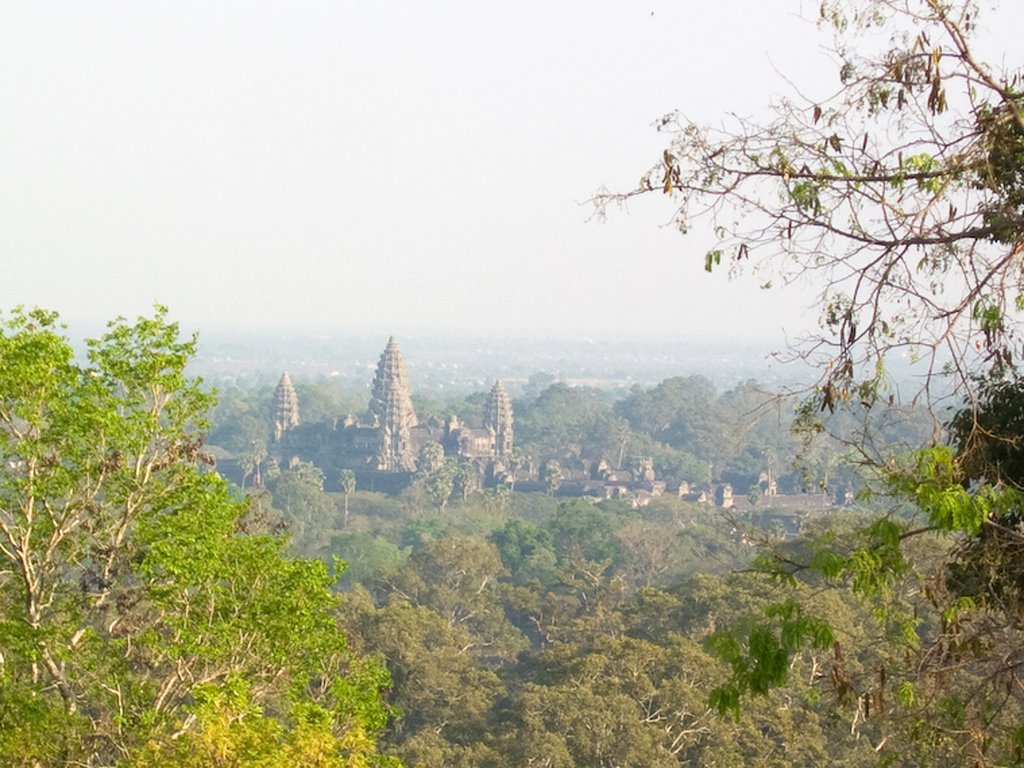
[191,365,987,767]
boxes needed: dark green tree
[517,383,615,462]
[546,499,625,567]
[270,459,336,553]
[490,519,558,586]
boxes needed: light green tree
[0,307,398,766]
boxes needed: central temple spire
[484,379,514,461]
[369,336,418,472]
[271,371,300,443]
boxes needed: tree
[373,534,522,659]
[417,440,446,475]
[597,0,1024,408]
[330,531,404,589]
[0,308,396,766]
[506,447,529,491]
[270,459,335,550]
[238,437,267,489]
[490,519,558,586]
[352,536,526,761]
[696,380,1024,763]
[542,459,564,495]
[610,416,632,470]
[453,460,478,502]
[206,382,274,485]
[616,521,687,590]
[422,457,457,513]
[616,377,717,449]
[596,1,1024,761]
[339,468,357,528]
[546,499,624,567]
[517,383,614,462]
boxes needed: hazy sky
[1,2,1018,342]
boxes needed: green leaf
[704,249,723,272]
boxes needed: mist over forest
[189,331,879,392]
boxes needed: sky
[0,1,1018,343]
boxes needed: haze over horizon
[3,1,1020,344]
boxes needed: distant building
[484,380,514,464]
[272,337,514,486]
[271,371,300,443]
[265,342,843,513]
[368,337,419,472]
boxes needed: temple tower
[369,337,419,472]
[271,371,300,442]
[484,379,514,461]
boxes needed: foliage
[421,457,457,512]
[515,383,615,463]
[708,397,1024,762]
[489,519,558,586]
[592,5,1024,758]
[541,459,564,495]
[330,532,405,590]
[547,499,625,567]
[269,459,336,553]
[0,308,396,766]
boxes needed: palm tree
[339,469,356,528]
[542,460,564,496]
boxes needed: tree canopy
[0,308,396,766]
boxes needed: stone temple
[368,337,419,472]
[271,371,301,443]
[272,337,514,487]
